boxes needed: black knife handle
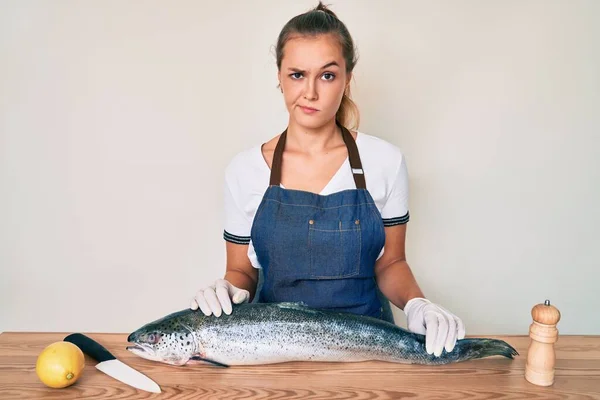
[64,333,116,363]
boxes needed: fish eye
[147,332,161,344]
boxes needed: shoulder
[223,144,269,202]
[225,133,282,175]
[356,131,406,173]
[225,141,265,174]
[355,131,410,223]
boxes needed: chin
[293,113,329,129]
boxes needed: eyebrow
[288,61,340,73]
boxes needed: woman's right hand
[190,278,250,317]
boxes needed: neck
[285,118,343,155]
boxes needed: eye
[147,333,160,344]
[290,72,303,80]
[322,73,335,81]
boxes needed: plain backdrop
[1,0,598,335]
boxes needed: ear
[345,71,352,87]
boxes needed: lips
[299,106,319,113]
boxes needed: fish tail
[454,338,519,361]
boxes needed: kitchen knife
[64,333,161,393]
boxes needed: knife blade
[64,333,161,393]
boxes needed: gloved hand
[403,297,466,357]
[190,279,250,317]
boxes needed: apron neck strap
[269,120,366,189]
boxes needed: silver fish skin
[126,302,518,367]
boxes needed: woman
[190,2,465,358]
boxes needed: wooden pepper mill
[525,299,561,386]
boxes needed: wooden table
[0,332,598,399]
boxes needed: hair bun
[315,1,339,19]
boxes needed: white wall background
[1,0,598,335]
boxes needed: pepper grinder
[525,299,561,386]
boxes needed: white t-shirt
[222,131,410,269]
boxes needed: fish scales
[198,308,408,364]
[127,302,519,367]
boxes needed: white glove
[403,297,466,357]
[190,279,250,317]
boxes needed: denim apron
[250,121,394,322]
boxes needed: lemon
[36,341,85,388]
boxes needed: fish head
[126,310,198,366]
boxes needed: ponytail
[336,86,360,132]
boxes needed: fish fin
[276,302,310,309]
[189,356,230,368]
[455,338,520,361]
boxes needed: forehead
[281,34,344,69]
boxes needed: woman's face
[278,34,351,130]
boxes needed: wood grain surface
[0,332,599,399]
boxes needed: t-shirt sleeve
[380,155,410,226]
[222,168,252,245]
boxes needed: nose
[303,79,317,101]
[127,332,135,342]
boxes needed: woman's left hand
[403,297,466,357]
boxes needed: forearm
[375,259,425,310]
[225,268,258,301]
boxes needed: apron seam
[262,198,375,209]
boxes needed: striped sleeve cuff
[382,211,410,227]
[223,230,251,244]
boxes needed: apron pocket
[308,218,361,279]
